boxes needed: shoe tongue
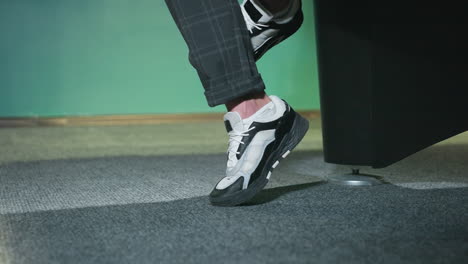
[223,112,245,133]
[244,0,274,24]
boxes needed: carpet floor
[0,120,467,264]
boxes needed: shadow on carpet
[1,183,467,264]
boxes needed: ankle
[225,92,272,119]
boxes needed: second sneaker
[241,0,303,61]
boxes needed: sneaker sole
[254,10,304,61]
[209,109,309,206]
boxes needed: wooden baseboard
[0,111,320,128]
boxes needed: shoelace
[227,126,256,168]
[241,7,267,34]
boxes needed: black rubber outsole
[253,10,304,61]
[209,111,309,206]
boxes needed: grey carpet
[0,123,467,263]
[1,178,467,264]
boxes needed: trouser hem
[204,74,265,107]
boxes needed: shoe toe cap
[209,176,244,199]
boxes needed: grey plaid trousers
[165,0,265,107]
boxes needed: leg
[225,91,270,119]
[165,0,309,206]
[165,0,265,108]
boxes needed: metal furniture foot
[328,168,386,186]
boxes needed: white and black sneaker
[209,96,309,206]
[241,0,303,61]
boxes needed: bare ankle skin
[225,92,272,119]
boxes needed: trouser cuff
[204,73,266,107]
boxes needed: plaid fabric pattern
[165,0,265,107]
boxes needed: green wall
[0,0,319,117]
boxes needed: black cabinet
[314,0,468,168]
